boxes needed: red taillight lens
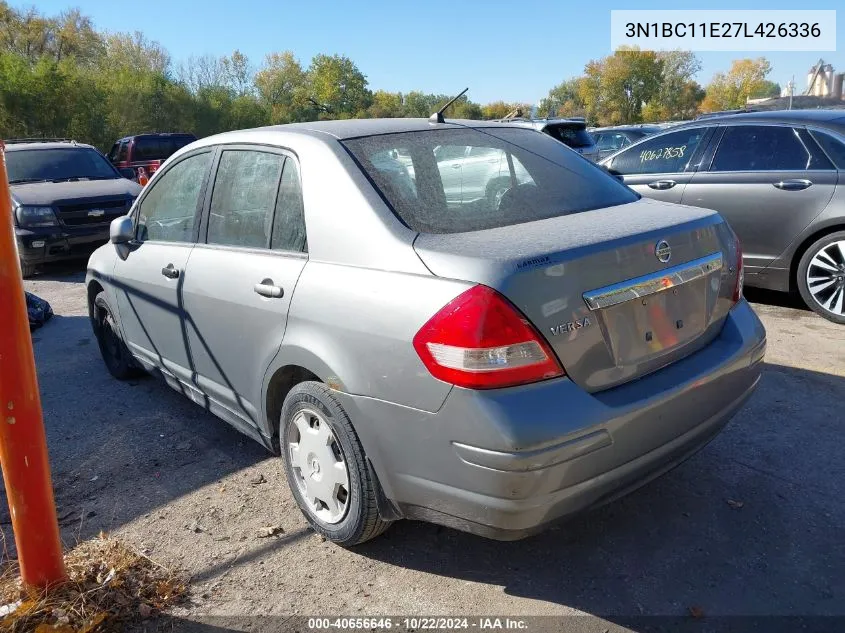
[733,237,744,303]
[413,285,564,389]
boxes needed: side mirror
[119,168,137,181]
[110,215,134,244]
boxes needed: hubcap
[286,408,349,524]
[807,240,845,316]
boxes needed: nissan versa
[86,119,766,545]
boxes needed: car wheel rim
[286,407,350,525]
[807,240,845,316]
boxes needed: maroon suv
[107,133,196,181]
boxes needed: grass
[0,533,187,632]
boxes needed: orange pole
[0,141,66,588]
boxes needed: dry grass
[0,533,187,632]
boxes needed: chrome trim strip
[582,252,723,311]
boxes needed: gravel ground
[5,264,845,632]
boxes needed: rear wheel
[797,231,845,324]
[280,381,391,546]
[92,291,141,379]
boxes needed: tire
[280,381,391,546]
[92,291,142,379]
[796,230,845,325]
[19,260,35,278]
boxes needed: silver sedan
[87,119,766,545]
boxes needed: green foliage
[701,57,773,111]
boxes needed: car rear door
[180,145,308,431]
[605,126,713,204]
[113,149,213,386]
[681,124,838,273]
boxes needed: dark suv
[107,133,196,181]
[6,139,142,277]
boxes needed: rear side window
[544,124,594,148]
[117,141,129,162]
[610,127,707,175]
[711,125,833,171]
[271,160,307,252]
[809,130,845,169]
[208,150,286,249]
[132,138,162,161]
[343,127,638,234]
[137,152,212,243]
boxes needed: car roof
[685,109,845,127]
[115,132,197,142]
[591,125,662,133]
[4,141,96,151]
[201,118,533,143]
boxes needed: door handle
[647,180,677,190]
[161,264,179,279]
[773,179,812,191]
[254,279,284,298]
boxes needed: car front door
[435,145,469,207]
[180,147,308,430]
[681,124,838,273]
[605,127,712,204]
[114,149,213,386]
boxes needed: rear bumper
[16,225,109,266]
[336,299,766,540]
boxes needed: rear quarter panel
[268,262,472,413]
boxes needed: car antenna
[429,88,469,124]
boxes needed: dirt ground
[6,264,845,632]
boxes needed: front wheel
[19,260,35,278]
[796,231,845,324]
[92,291,142,379]
[280,382,391,546]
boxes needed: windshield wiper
[9,178,49,184]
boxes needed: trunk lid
[413,198,738,392]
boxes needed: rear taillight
[413,285,564,389]
[733,237,744,303]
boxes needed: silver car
[601,110,845,324]
[87,119,766,545]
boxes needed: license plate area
[600,277,709,366]
[582,253,723,368]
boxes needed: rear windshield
[133,136,195,161]
[342,127,638,234]
[543,123,595,148]
[6,148,119,184]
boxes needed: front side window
[6,148,120,184]
[609,127,707,175]
[710,125,833,172]
[271,160,307,252]
[207,150,286,249]
[136,151,212,243]
[343,127,638,234]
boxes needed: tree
[368,90,405,118]
[651,51,703,119]
[307,53,371,119]
[538,78,587,118]
[751,80,781,99]
[102,31,170,74]
[701,57,772,111]
[254,51,310,123]
[581,48,662,125]
[221,49,251,96]
[481,101,531,119]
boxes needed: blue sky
[35,0,844,104]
